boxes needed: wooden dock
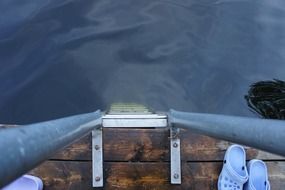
[21,127,285,189]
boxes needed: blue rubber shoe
[244,159,270,190]
[2,175,43,190]
[218,144,249,190]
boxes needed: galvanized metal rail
[0,110,101,188]
[169,109,285,157]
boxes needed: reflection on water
[245,79,285,119]
[0,0,285,124]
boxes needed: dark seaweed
[245,79,285,119]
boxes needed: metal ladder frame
[92,113,181,187]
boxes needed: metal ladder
[92,103,181,187]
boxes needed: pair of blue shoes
[218,144,270,190]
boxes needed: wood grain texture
[30,161,285,190]
[52,128,284,161]
[1,125,282,161]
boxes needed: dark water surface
[0,0,285,124]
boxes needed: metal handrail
[0,110,101,188]
[169,109,285,157]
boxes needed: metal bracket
[170,126,181,184]
[102,114,167,128]
[92,112,181,187]
[92,127,103,187]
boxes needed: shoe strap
[223,162,248,184]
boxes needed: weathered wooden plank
[52,128,284,161]
[1,125,282,161]
[29,161,285,190]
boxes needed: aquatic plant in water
[245,79,285,119]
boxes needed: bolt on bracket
[170,126,181,184]
[92,127,103,187]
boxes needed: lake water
[0,0,285,124]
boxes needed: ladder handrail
[169,109,285,157]
[0,110,101,188]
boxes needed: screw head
[95,145,100,150]
[173,142,178,148]
[173,173,179,179]
[95,176,101,181]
